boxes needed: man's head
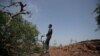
[49,24,52,28]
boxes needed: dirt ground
[31,39,100,56]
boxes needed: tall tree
[94,1,100,31]
[0,0,39,56]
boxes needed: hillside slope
[49,39,100,56]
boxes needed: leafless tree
[0,0,31,36]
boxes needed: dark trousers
[45,36,51,50]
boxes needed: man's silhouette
[45,24,53,51]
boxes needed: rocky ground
[49,39,100,56]
[32,39,100,56]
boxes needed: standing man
[45,24,53,52]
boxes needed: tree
[94,1,100,31]
[0,0,39,56]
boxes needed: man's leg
[45,37,51,52]
[46,40,49,50]
[44,38,48,53]
[45,38,49,50]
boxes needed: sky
[0,0,100,46]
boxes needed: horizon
[0,0,100,46]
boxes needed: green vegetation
[94,2,100,30]
[0,10,40,56]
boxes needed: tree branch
[0,1,30,36]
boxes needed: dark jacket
[46,28,52,37]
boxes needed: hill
[49,39,100,56]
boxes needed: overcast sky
[0,0,100,46]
